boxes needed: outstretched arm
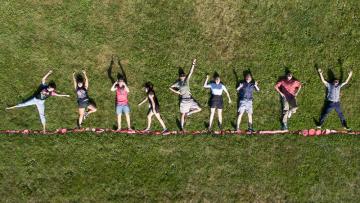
[317,69,328,86]
[72,72,77,90]
[342,70,353,86]
[186,59,197,81]
[138,97,148,106]
[254,81,260,91]
[42,70,53,84]
[203,75,210,88]
[82,70,89,89]
[295,85,302,97]
[53,92,70,97]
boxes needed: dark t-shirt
[35,84,55,100]
[148,90,160,110]
[76,87,89,102]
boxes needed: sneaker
[143,128,150,132]
[83,112,89,120]
[281,123,288,131]
[247,128,255,133]
[344,127,352,131]
[162,129,168,134]
[218,123,223,130]
[287,111,293,118]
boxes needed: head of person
[118,78,125,87]
[286,72,293,81]
[179,73,186,81]
[214,76,221,84]
[47,82,56,92]
[333,79,340,86]
[245,74,252,83]
[144,82,154,93]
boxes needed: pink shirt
[116,87,129,105]
[275,79,302,96]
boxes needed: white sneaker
[287,111,292,118]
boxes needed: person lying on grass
[138,82,168,133]
[111,77,133,131]
[203,74,232,131]
[6,70,70,133]
[316,68,353,131]
[72,70,97,128]
[275,71,302,130]
[169,59,202,131]
[236,73,259,132]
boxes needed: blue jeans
[319,101,347,127]
[116,105,130,115]
[16,97,46,125]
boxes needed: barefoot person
[274,71,302,130]
[203,74,231,130]
[138,82,168,133]
[169,59,202,130]
[6,70,70,132]
[72,70,97,128]
[236,73,260,132]
[316,68,352,130]
[111,78,132,131]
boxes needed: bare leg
[146,111,154,130]
[217,109,223,127]
[181,113,186,130]
[209,108,216,129]
[188,107,202,116]
[237,112,244,130]
[125,113,132,130]
[87,105,97,115]
[78,108,85,127]
[154,113,167,130]
[117,114,122,130]
[248,113,253,130]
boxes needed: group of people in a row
[6,59,354,133]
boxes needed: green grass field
[0,0,360,201]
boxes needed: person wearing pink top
[111,78,132,131]
[274,71,302,130]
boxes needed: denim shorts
[116,105,130,115]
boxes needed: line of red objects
[0,128,359,136]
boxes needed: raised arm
[111,82,118,92]
[203,75,210,88]
[42,70,53,84]
[342,70,353,86]
[82,70,89,89]
[236,83,243,92]
[186,59,197,81]
[138,97,148,106]
[72,72,77,90]
[254,81,260,91]
[317,69,328,86]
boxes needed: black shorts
[78,99,89,109]
[210,95,223,109]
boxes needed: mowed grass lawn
[0,0,360,202]
[0,134,359,202]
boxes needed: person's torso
[280,80,299,96]
[239,82,254,100]
[327,84,341,102]
[36,85,52,100]
[148,91,160,109]
[210,83,224,96]
[178,80,191,98]
[116,87,129,105]
[76,87,89,101]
